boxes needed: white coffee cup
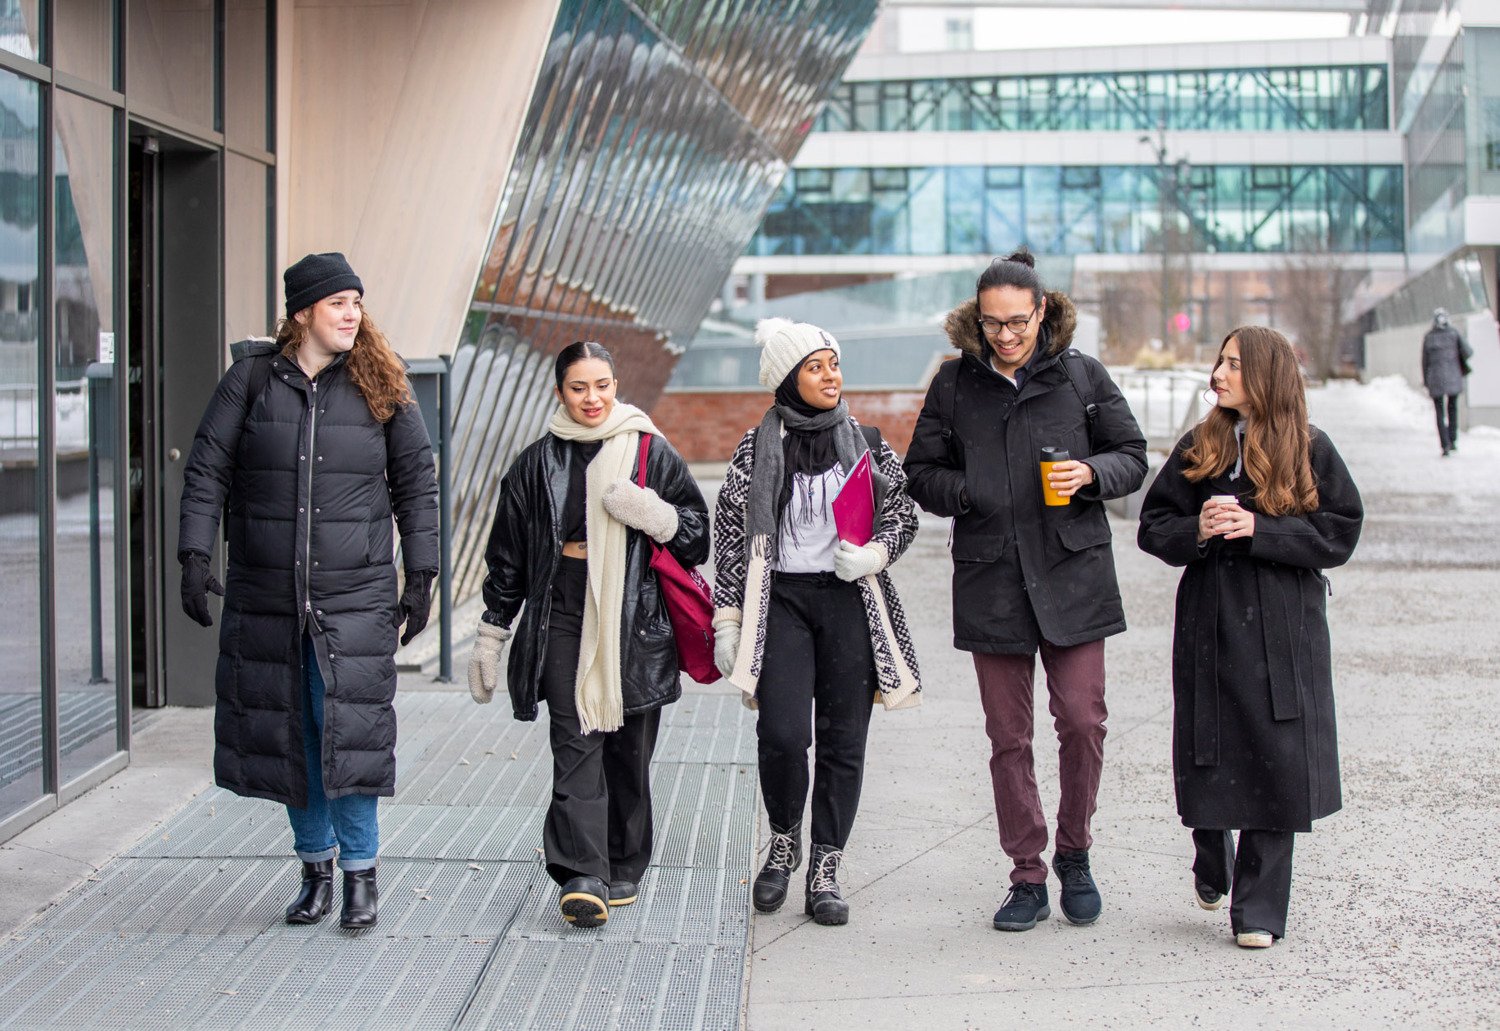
[1210,494,1237,506]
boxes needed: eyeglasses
[977,306,1038,337]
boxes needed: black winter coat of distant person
[178,341,439,807]
[1137,428,1363,831]
[1421,323,1472,398]
[903,292,1148,654]
[482,432,709,722]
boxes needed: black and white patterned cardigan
[711,423,923,710]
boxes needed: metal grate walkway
[0,689,756,1030]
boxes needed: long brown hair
[1181,326,1319,516]
[274,307,412,423]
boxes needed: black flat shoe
[284,860,334,924]
[608,880,638,907]
[559,876,609,928]
[340,867,378,929]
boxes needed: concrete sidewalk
[744,378,1500,1029]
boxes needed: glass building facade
[749,163,1405,258]
[815,65,1390,134]
[0,1,274,838]
[444,0,877,605]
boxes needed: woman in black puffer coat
[178,253,438,931]
[467,340,708,930]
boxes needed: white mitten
[467,620,511,704]
[833,539,889,582]
[713,615,741,678]
[602,479,679,543]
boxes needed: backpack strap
[1057,349,1098,446]
[858,423,882,455]
[242,353,272,420]
[937,358,960,450]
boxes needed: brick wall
[651,389,929,462]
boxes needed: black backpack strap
[938,358,959,445]
[1057,349,1098,446]
[858,423,882,455]
[242,353,272,419]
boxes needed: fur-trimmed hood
[943,291,1078,362]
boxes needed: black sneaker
[992,881,1050,931]
[559,875,609,928]
[803,845,849,926]
[753,826,802,913]
[1052,849,1102,926]
[1194,879,1225,911]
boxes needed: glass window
[224,154,270,343]
[225,0,269,150]
[0,67,43,821]
[0,0,39,62]
[53,0,114,88]
[127,0,214,129]
[53,91,120,784]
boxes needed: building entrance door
[126,129,222,708]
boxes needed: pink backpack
[636,435,720,684]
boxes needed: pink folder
[832,451,875,546]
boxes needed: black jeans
[541,556,661,887]
[1192,828,1295,938]
[756,571,877,850]
[1433,394,1460,452]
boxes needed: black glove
[394,570,436,646]
[180,551,224,628]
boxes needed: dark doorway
[126,129,223,708]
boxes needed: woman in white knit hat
[711,318,923,926]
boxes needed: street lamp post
[1139,124,1190,353]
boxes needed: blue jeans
[284,636,380,870]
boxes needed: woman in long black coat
[1138,325,1362,949]
[178,253,439,930]
[466,341,709,929]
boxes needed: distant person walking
[903,250,1146,932]
[712,318,922,927]
[467,341,709,929]
[1137,326,1363,950]
[1421,307,1473,456]
[178,253,440,930]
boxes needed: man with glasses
[904,250,1146,933]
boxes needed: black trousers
[756,571,877,850]
[541,556,661,887]
[1192,828,1295,938]
[1433,394,1460,451]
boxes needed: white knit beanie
[755,317,841,390]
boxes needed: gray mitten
[468,620,512,704]
[602,479,679,543]
[833,539,889,582]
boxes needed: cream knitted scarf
[547,400,661,734]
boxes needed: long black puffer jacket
[481,432,709,721]
[178,341,438,806]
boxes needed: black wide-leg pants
[755,571,877,850]
[1192,828,1296,938]
[541,556,661,887]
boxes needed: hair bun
[1003,248,1036,269]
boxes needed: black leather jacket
[481,432,709,720]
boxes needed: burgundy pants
[972,640,1108,885]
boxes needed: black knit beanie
[284,252,363,316]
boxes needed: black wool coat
[1137,427,1363,831]
[903,292,1148,653]
[179,342,439,806]
[482,432,709,721]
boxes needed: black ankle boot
[284,860,334,924]
[804,845,848,926]
[340,867,378,929]
[753,825,802,913]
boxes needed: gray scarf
[746,400,890,560]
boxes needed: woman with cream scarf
[467,341,709,928]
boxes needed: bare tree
[1275,237,1368,381]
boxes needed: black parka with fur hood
[903,291,1147,654]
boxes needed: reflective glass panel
[54,0,115,88]
[0,0,39,62]
[54,92,119,784]
[127,0,214,128]
[224,0,269,150]
[0,68,43,821]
